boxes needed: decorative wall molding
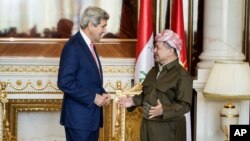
[0,65,134,74]
[0,66,58,73]
[0,58,135,95]
[0,57,137,141]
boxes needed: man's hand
[148,99,163,119]
[102,93,111,106]
[94,94,111,107]
[117,95,134,108]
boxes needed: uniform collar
[158,59,179,71]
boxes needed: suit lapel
[75,32,102,81]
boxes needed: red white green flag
[134,0,154,83]
[171,0,191,141]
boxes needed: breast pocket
[142,78,154,96]
[156,83,177,104]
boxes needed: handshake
[117,95,135,108]
[94,94,162,119]
[94,94,135,108]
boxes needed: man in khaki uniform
[118,29,193,141]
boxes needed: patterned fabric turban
[155,29,182,57]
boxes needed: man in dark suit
[58,6,111,141]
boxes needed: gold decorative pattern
[6,99,122,141]
[0,66,58,73]
[118,83,142,95]
[104,81,130,90]
[103,66,134,74]
[114,82,143,141]
[6,99,62,140]
[0,65,134,74]
[5,80,131,94]
[6,80,60,91]
[1,82,15,141]
[36,80,43,86]
[204,93,250,100]
[7,91,62,94]
[101,100,118,141]
[16,80,22,86]
[125,108,142,141]
[1,80,143,141]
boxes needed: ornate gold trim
[7,91,62,94]
[104,81,130,91]
[7,80,59,91]
[1,81,142,141]
[5,80,131,94]
[0,66,58,73]
[6,99,62,140]
[117,83,142,96]
[6,99,122,141]
[203,93,250,100]
[103,66,134,74]
[114,82,143,141]
[1,82,14,141]
[0,65,135,74]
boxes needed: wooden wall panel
[0,39,136,58]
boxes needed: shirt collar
[80,29,91,48]
[158,64,165,72]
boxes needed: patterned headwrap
[155,29,182,57]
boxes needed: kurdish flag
[171,0,188,69]
[134,0,154,83]
[171,0,191,141]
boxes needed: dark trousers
[140,117,186,141]
[65,127,99,141]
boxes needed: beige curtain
[0,0,122,37]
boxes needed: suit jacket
[58,31,106,131]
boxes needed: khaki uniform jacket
[132,59,193,141]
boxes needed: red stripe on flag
[171,0,188,69]
[171,2,191,141]
[136,0,153,60]
[134,0,154,83]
